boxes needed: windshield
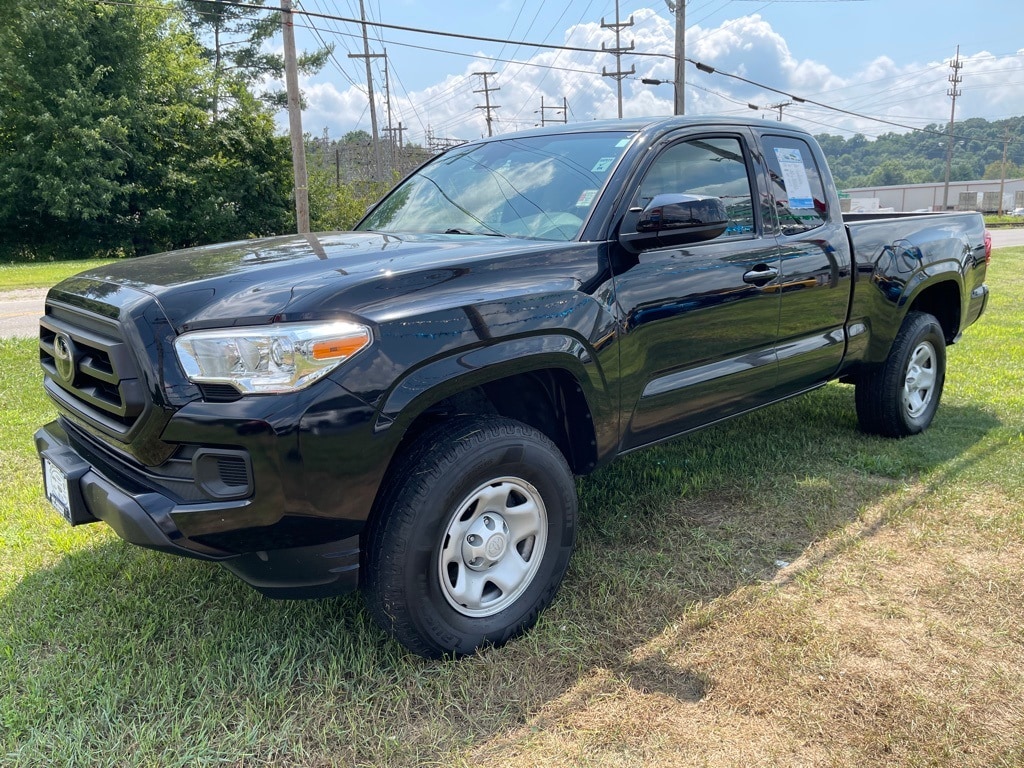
[357,131,633,241]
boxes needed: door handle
[743,265,779,285]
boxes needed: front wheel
[362,417,578,658]
[855,311,947,437]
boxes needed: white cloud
[290,8,1024,145]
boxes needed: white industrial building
[842,178,1024,213]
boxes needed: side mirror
[620,194,729,252]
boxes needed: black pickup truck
[35,117,990,657]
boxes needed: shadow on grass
[0,385,1002,764]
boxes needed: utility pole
[601,1,635,119]
[665,0,685,115]
[997,124,1012,216]
[537,96,568,126]
[747,101,792,121]
[769,101,792,121]
[281,0,309,233]
[473,72,500,137]
[383,50,395,172]
[348,0,384,180]
[942,45,963,211]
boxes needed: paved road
[1,228,1022,339]
[990,227,1024,249]
[0,288,47,339]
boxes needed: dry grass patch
[468,477,1024,768]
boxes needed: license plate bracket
[40,450,94,526]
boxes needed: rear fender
[852,240,966,366]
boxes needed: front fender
[376,334,618,459]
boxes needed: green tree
[0,0,292,259]
[982,160,1024,180]
[816,117,1024,188]
[179,1,330,115]
[867,159,908,187]
[343,130,372,144]
[308,168,390,232]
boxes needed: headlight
[174,321,371,394]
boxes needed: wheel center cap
[462,513,511,570]
[485,534,507,559]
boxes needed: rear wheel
[362,416,577,658]
[855,311,946,437]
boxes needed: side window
[762,136,827,234]
[633,137,756,241]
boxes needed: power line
[169,0,676,60]
[298,0,362,90]
[684,56,964,139]
[289,20,606,78]
[601,1,636,119]
[83,0,1024,147]
[473,72,501,137]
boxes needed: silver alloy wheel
[438,477,548,618]
[902,340,937,418]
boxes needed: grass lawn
[0,259,116,291]
[2,250,1022,766]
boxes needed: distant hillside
[816,117,1024,190]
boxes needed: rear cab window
[762,136,828,234]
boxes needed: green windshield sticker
[591,157,616,173]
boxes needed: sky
[278,0,1024,146]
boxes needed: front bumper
[35,418,364,598]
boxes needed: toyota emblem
[53,333,77,385]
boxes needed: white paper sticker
[575,189,598,207]
[615,138,630,147]
[591,157,615,173]
[774,147,814,208]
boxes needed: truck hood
[51,232,591,331]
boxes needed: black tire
[362,416,578,658]
[855,311,946,437]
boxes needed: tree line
[817,117,1024,190]
[0,0,383,261]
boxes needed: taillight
[984,230,992,264]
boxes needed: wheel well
[909,280,960,343]
[396,369,598,476]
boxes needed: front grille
[40,305,148,437]
[63,420,252,503]
[62,420,202,502]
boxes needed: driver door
[612,132,783,449]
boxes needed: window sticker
[591,157,616,173]
[575,189,598,207]
[773,146,814,208]
[615,138,631,147]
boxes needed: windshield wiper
[443,228,505,236]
